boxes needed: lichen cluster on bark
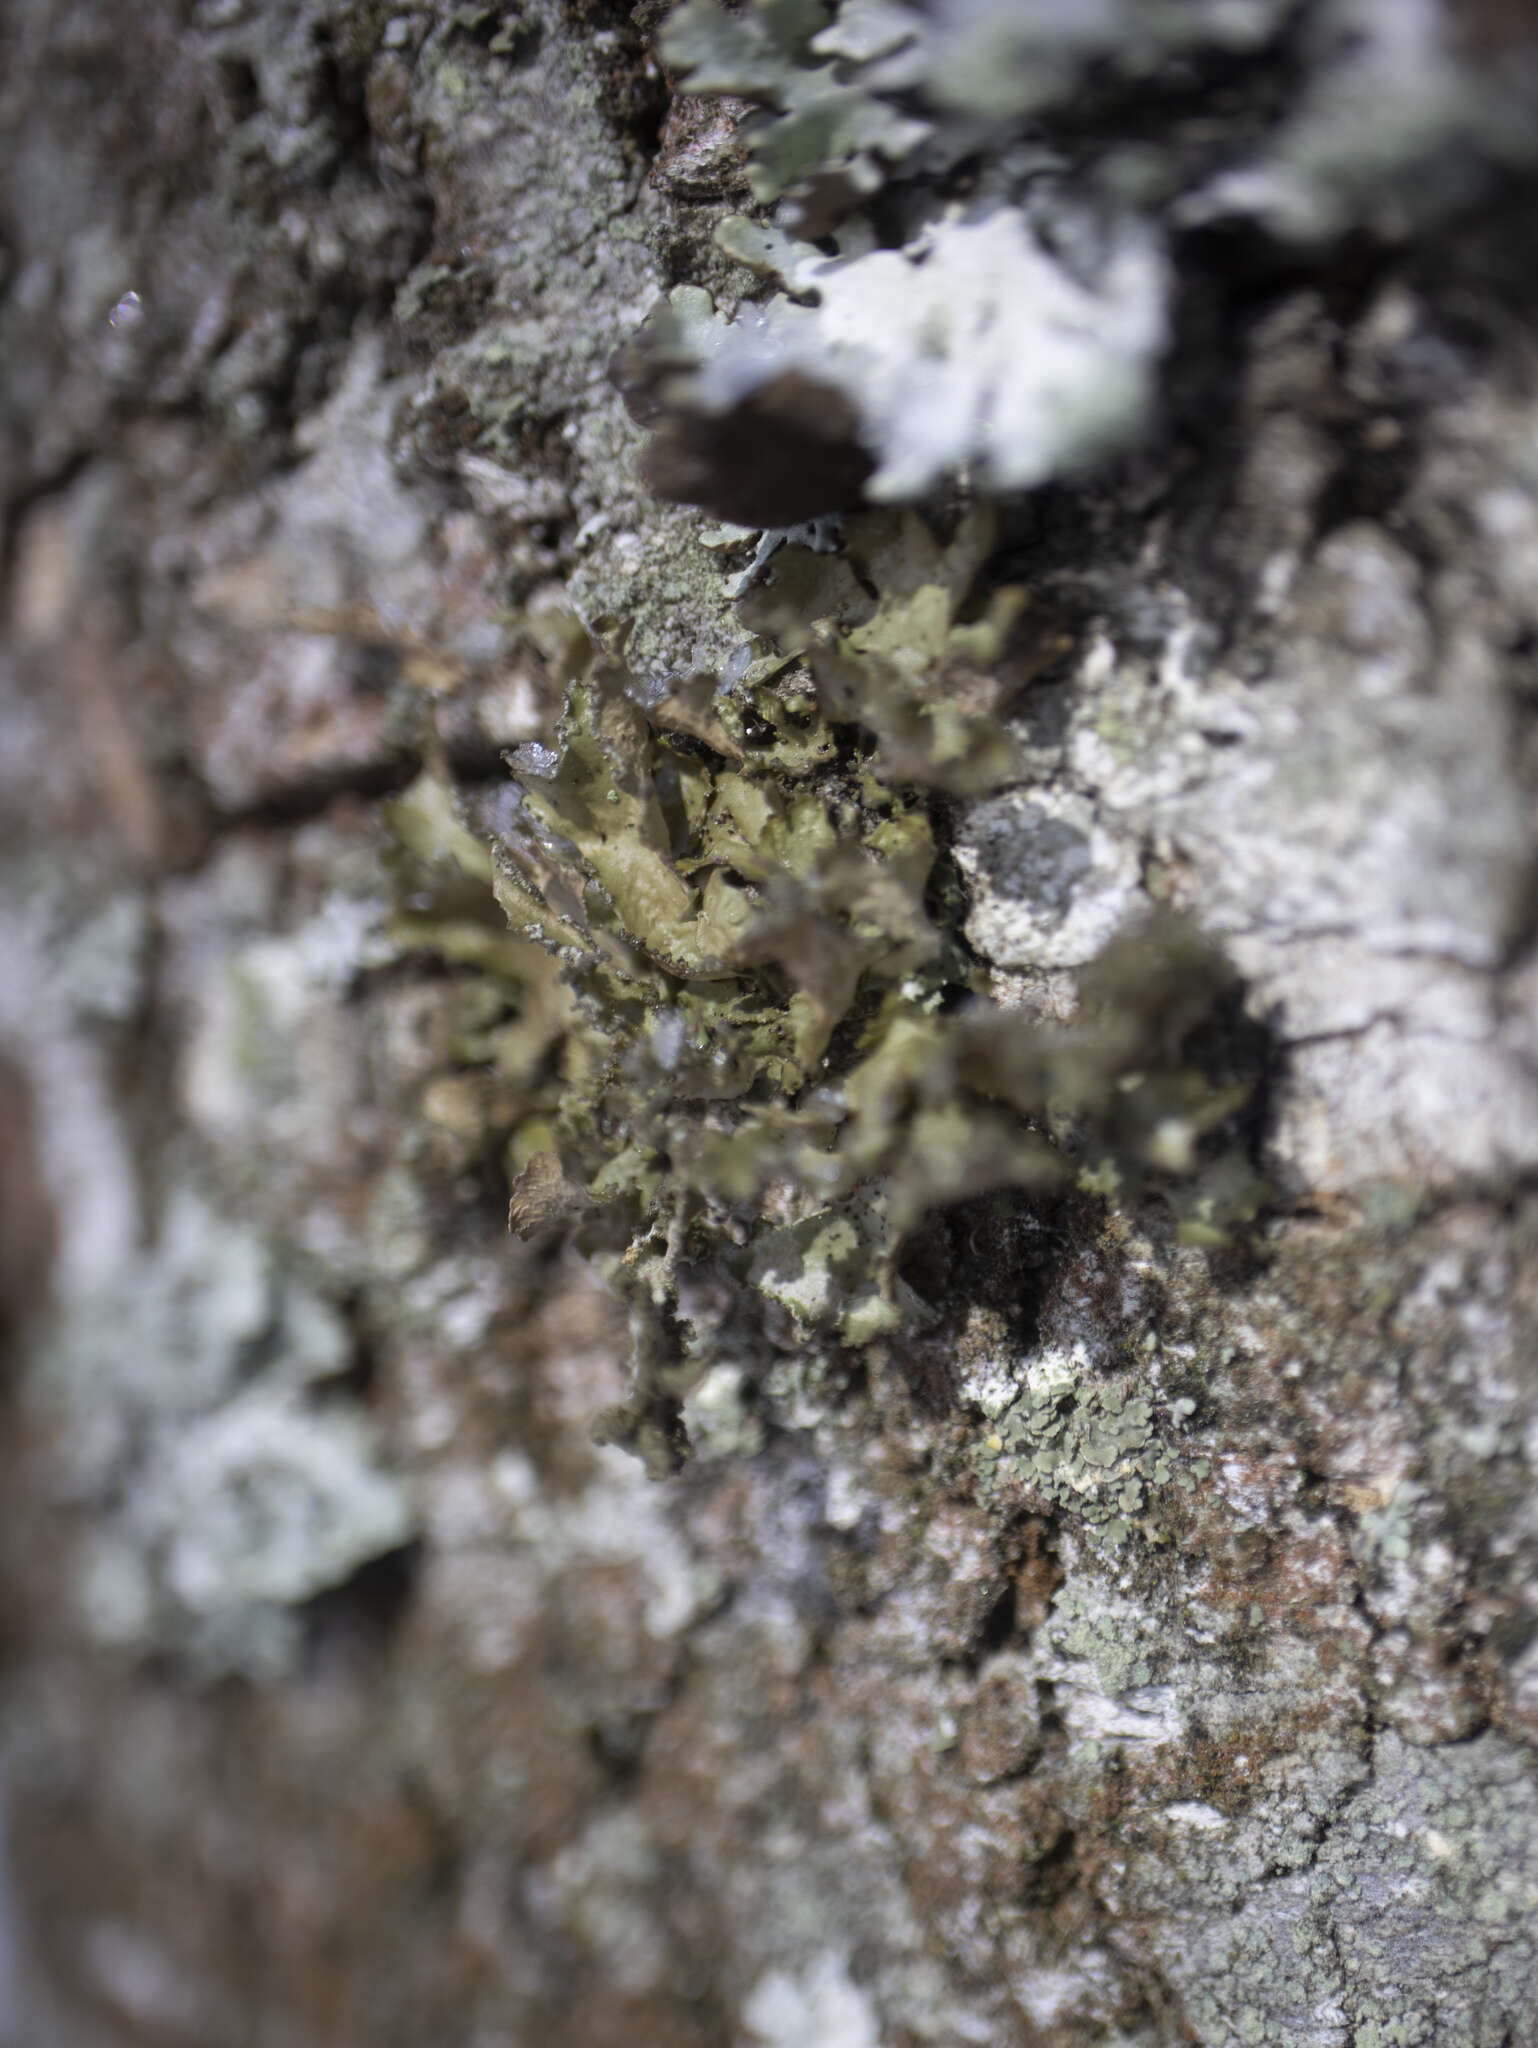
[2,2,1538,2045]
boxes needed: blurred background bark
[3,3,1538,2044]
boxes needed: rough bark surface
[3,3,1538,2046]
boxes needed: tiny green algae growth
[390,513,1266,1470]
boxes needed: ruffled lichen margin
[394,502,1268,1472]
[391,0,1295,1474]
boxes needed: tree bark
[3,3,1538,2045]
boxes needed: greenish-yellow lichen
[387,512,1266,1470]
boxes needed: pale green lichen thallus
[388,510,1266,1472]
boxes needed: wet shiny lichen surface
[4,0,1538,2045]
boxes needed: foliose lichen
[658,0,1294,213]
[377,0,1362,1476]
[630,0,1538,540]
[391,509,1266,1472]
[615,200,1169,517]
[971,1330,1211,1549]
